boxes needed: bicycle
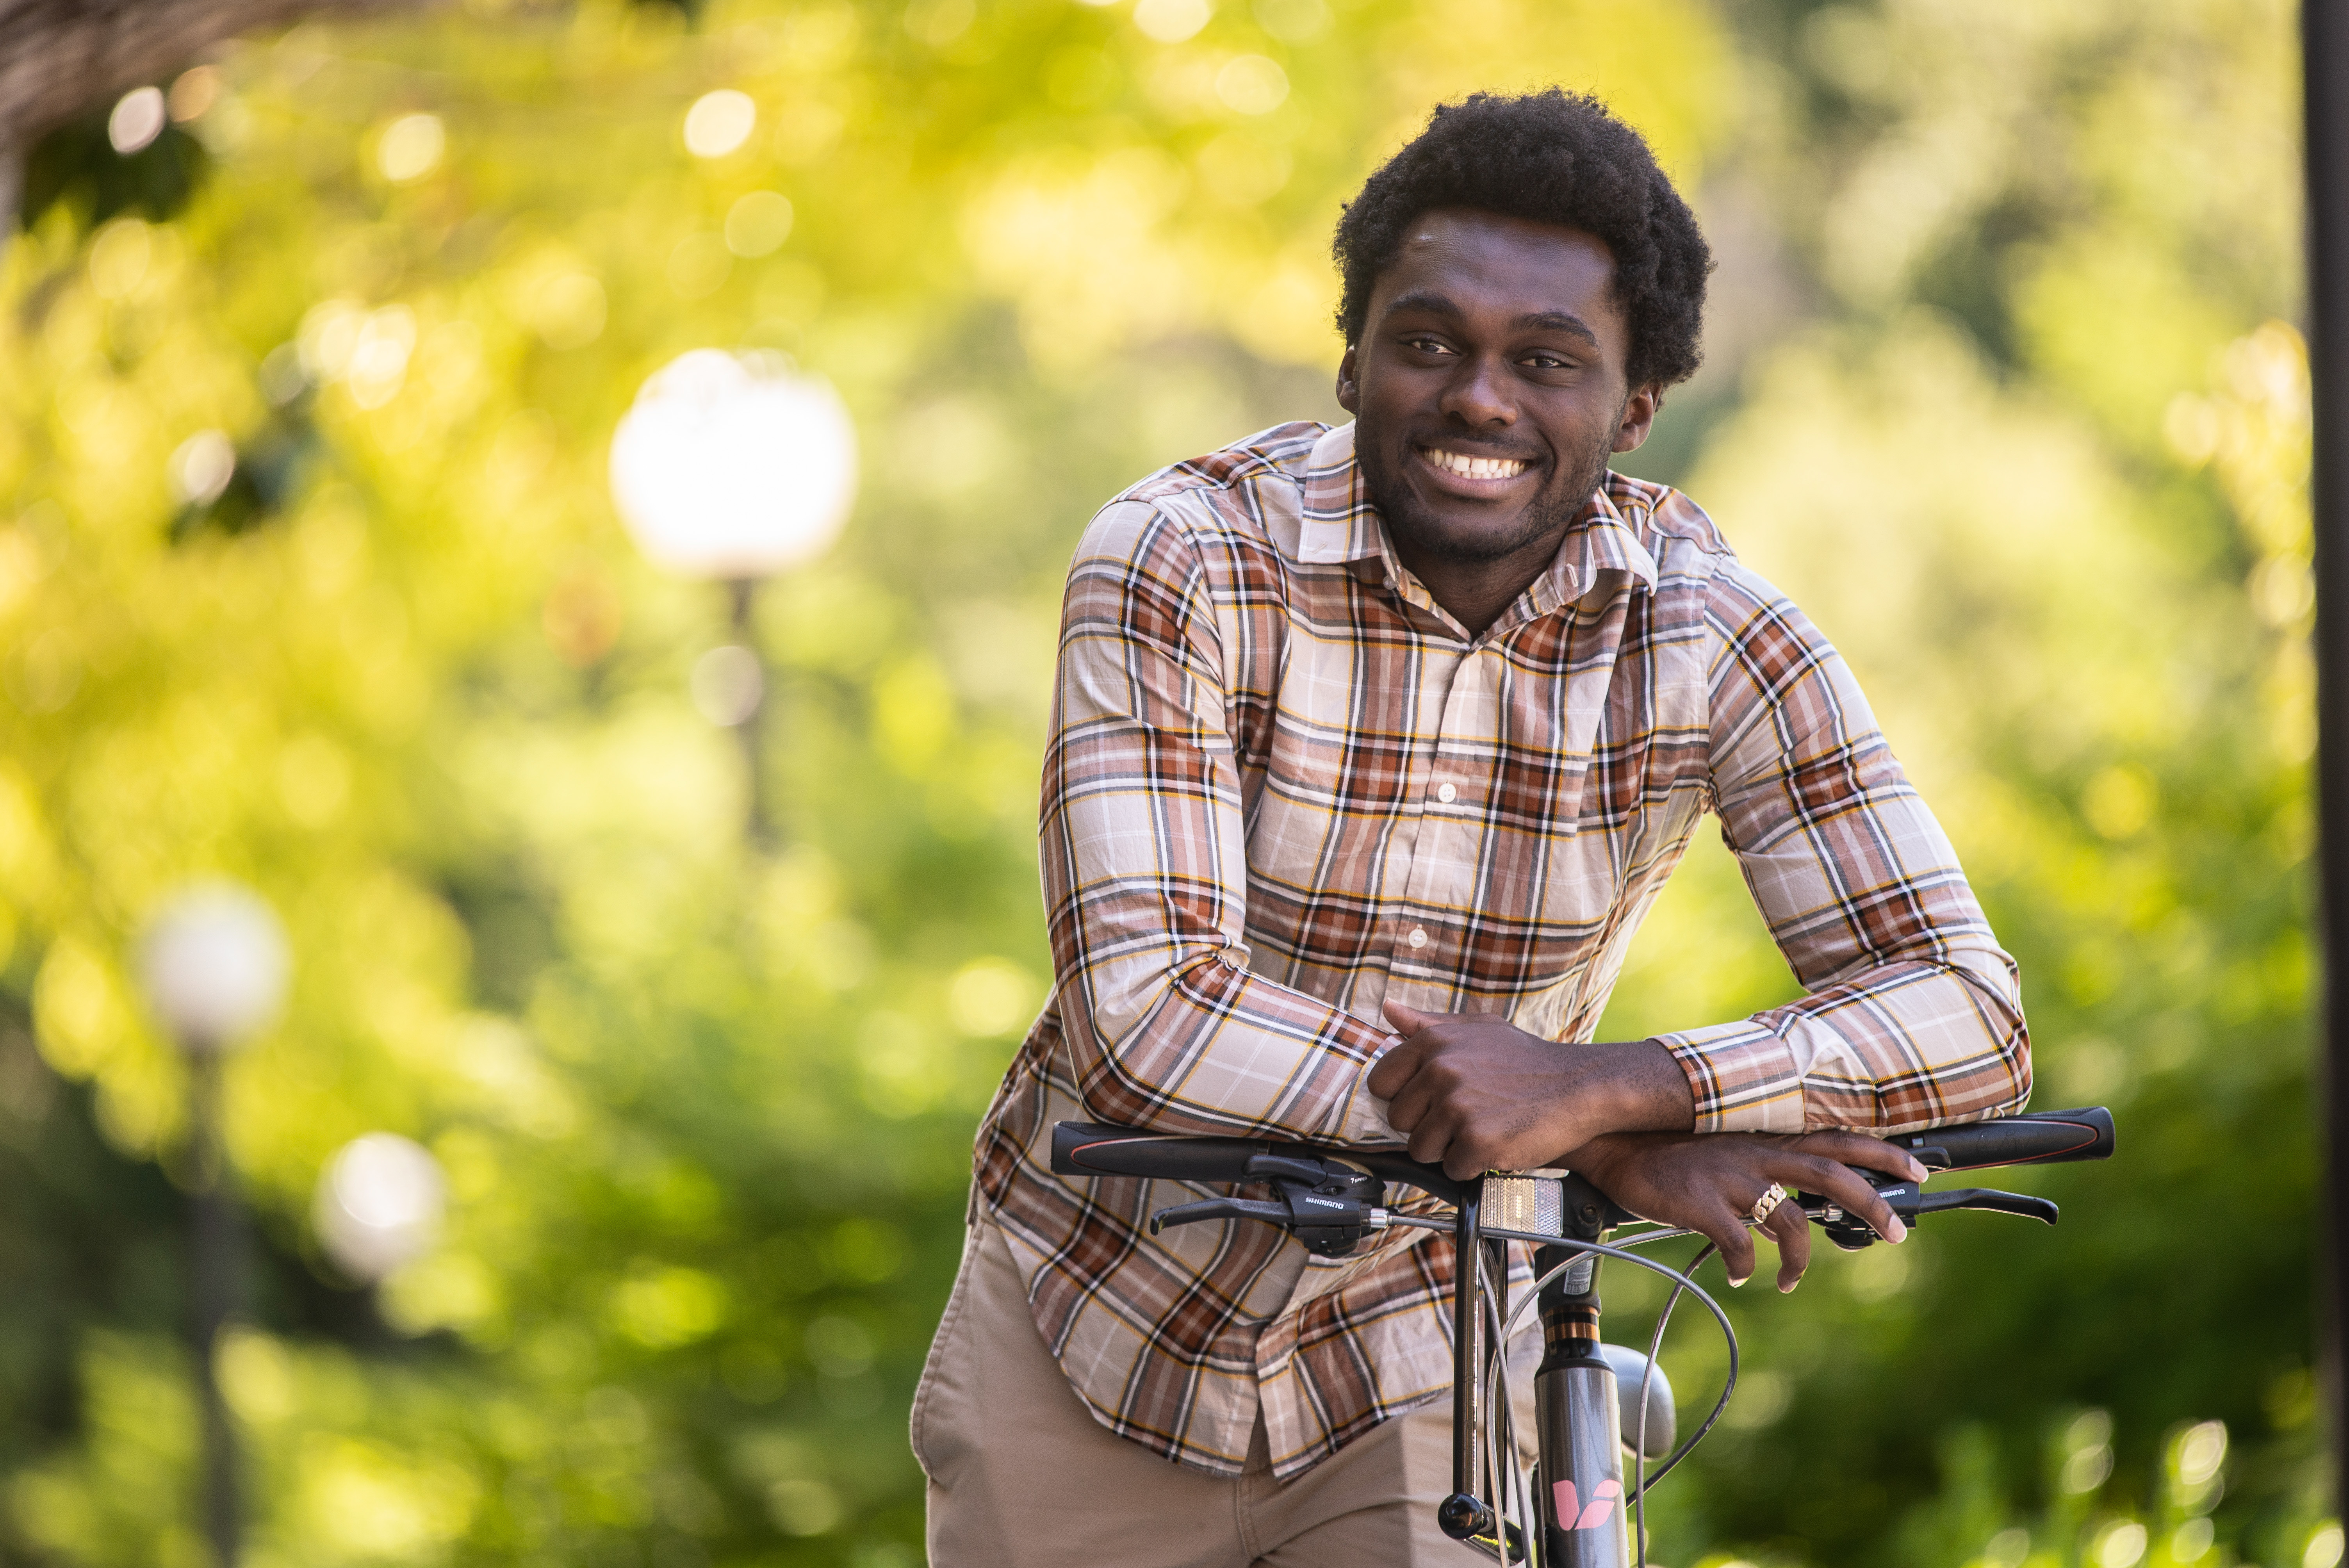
[1050,1105,2116,1567]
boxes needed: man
[913,89,2027,1566]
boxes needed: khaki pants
[912,1220,1479,1567]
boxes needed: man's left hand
[1367,1000,1696,1178]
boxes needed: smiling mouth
[1417,444,1532,482]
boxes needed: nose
[1437,351,1517,429]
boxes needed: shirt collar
[1291,422,1661,613]
[1296,422,1383,564]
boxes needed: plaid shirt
[972,421,2028,1481]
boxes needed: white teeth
[1424,447,1529,481]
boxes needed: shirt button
[1408,927,1428,949]
[1435,782,1458,804]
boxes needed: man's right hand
[1369,1001,1696,1178]
[1565,1130,1925,1292]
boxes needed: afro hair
[1332,90,1712,390]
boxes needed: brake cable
[1629,1241,1718,1568]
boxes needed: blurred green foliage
[0,0,2321,1564]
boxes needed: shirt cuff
[1654,1020,1807,1133]
[1336,1047,1406,1144]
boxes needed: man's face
[1337,208,1659,569]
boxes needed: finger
[1443,1144,1485,1182]
[1793,1129,1927,1183]
[1705,1208,1756,1287]
[1364,1034,1424,1099]
[1765,1199,1810,1292]
[1384,1074,1435,1135]
[1790,1154,1909,1244]
[1404,1105,1458,1168]
[1381,998,1436,1037]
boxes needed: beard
[1355,410,1620,567]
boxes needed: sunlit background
[0,0,2323,1564]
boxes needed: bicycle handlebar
[1050,1108,2113,1564]
[1052,1120,1497,1209]
[1051,1107,2116,1251]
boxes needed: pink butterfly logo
[1552,1478,1622,1531]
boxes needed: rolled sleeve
[1045,500,1399,1143]
[1656,565,2030,1134]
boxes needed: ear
[1611,384,1663,454]
[1335,344,1362,415]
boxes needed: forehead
[1368,207,1622,329]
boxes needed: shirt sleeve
[1654,563,2031,1134]
[1041,498,1399,1144]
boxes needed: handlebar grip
[1050,1122,1268,1184]
[1893,1107,2114,1171]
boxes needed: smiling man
[914,90,2029,1566]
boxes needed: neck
[1392,528,1572,638]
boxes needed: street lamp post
[608,348,859,845]
[137,883,290,1568]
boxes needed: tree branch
[0,0,424,155]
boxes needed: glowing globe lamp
[608,348,858,581]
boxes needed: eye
[1521,351,1572,370]
[1401,334,1454,356]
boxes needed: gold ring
[1749,1181,1788,1225]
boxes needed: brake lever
[1915,1187,2060,1224]
[1150,1196,1292,1233]
[1802,1174,2061,1251]
[1149,1160,1386,1256]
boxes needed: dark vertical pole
[727,576,775,848]
[2310,0,2349,1519]
[189,1053,241,1567]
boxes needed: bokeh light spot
[2081,764,2157,841]
[543,566,624,667]
[377,114,446,183]
[948,958,1039,1037]
[525,272,607,349]
[683,90,757,158]
[609,1266,729,1348]
[169,66,222,122]
[690,645,764,727]
[903,0,975,46]
[107,87,166,155]
[168,430,237,506]
[766,1477,841,1536]
[316,1133,446,1281]
[1252,0,1327,40]
[87,219,151,300]
[1134,0,1211,43]
[2094,1521,2148,1568]
[725,191,795,257]
[1214,55,1288,115]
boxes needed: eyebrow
[1383,292,1600,347]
